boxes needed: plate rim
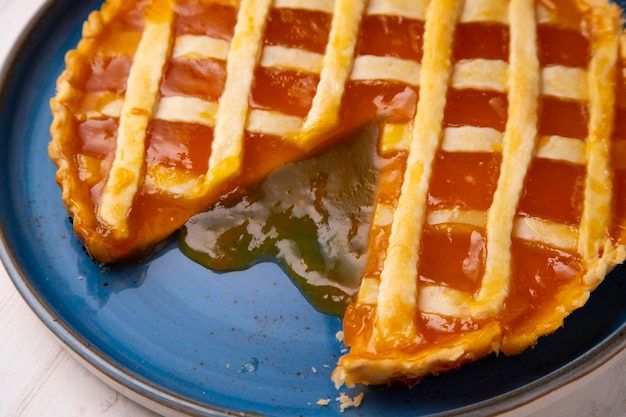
[0,1,625,416]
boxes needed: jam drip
[180,125,383,316]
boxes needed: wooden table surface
[0,1,625,416]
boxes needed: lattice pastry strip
[475,0,541,317]
[292,0,367,146]
[274,0,334,13]
[372,0,461,348]
[172,35,230,60]
[460,0,509,23]
[366,0,429,20]
[578,11,621,265]
[97,0,175,236]
[206,0,272,187]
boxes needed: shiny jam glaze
[453,23,509,61]
[85,56,132,93]
[444,89,508,131]
[340,81,418,124]
[505,239,585,345]
[538,96,589,139]
[264,8,331,54]
[418,226,487,294]
[173,1,237,39]
[160,58,227,102]
[78,118,119,156]
[239,133,305,183]
[107,0,148,32]
[249,67,319,118]
[538,25,589,68]
[356,15,425,61]
[428,152,502,210]
[146,120,213,175]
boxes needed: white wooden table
[0,1,625,416]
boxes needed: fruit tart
[48,0,626,387]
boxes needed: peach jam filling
[453,22,509,61]
[518,158,585,225]
[160,58,227,102]
[418,225,487,294]
[249,67,319,118]
[444,89,508,131]
[505,239,585,333]
[428,152,502,211]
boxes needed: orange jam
[250,67,319,118]
[160,59,227,102]
[418,225,487,294]
[444,89,508,131]
[453,23,509,61]
[538,96,589,139]
[85,56,132,93]
[518,158,585,225]
[78,118,118,155]
[428,152,502,210]
[538,25,589,68]
[504,238,585,347]
[146,120,213,175]
[264,8,331,54]
[356,15,425,61]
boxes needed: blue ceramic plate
[1,1,626,416]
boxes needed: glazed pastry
[49,0,626,386]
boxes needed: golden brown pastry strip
[579,3,621,266]
[293,0,367,148]
[475,0,540,318]
[206,0,273,187]
[373,0,461,348]
[98,0,174,236]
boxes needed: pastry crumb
[317,398,331,406]
[336,392,364,412]
[335,330,344,342]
